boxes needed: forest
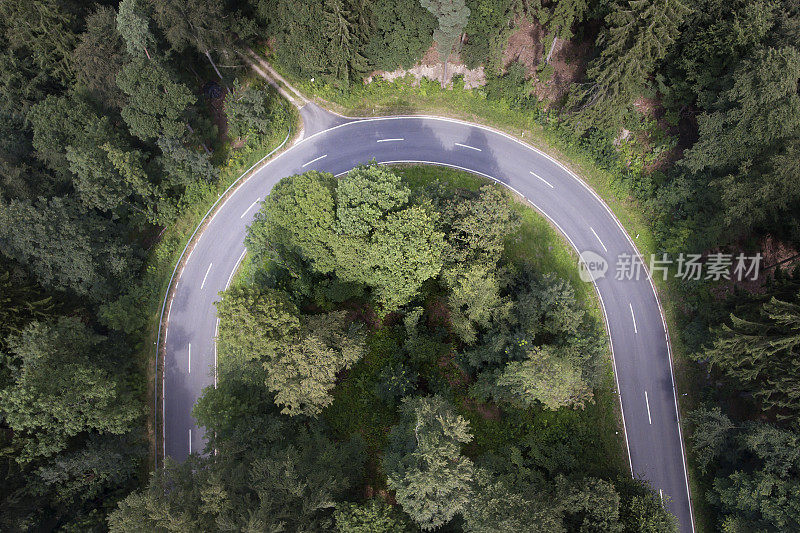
[110,164,675,531]
[1,0,799,531]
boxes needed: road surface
[160,103,694,532]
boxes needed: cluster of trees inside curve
[111,164,677,531]
[2,0,800,530]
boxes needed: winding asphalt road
[161,103,694,532]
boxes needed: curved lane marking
[159,114,694,532]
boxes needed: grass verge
[140,90,298,471]
[269,65,704,527]
[322,165,628,489]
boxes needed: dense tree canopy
[116,57,195,142]
[703,291,800,420]
[6,0,797,529]
[248,165,445,310]
[0,1,292,526]
[0,318,140,462]
[384,395,476,530]
[571,0,690,127]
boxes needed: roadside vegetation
[0,1,292,529]
[2,0,799,531]
[112,164,674,531]
[251,1,800,530]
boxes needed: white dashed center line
[454,142,481,151]
[590,226,608,252]
[645,391,652,424]
[200,263,213,290]
[240,198,260,218]
[188,429,192,454]
[530,171,554,188]
[226,249,248,289]
[630,302,638,334]
[302,154,327,167]
[187,343,191,374]
[377,138,404,142]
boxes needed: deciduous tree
[334,499,413,532]
[0,319,140,462]
[117,57,194,142]
[384,395,476,530]
[0,196,138,299]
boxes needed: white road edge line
[226,249,248,290]
[200,263,213,290]
[240,198,260,218]
[645,391,652,424]
[660,489,664,504]
[630,303,638,334]
[590,226,608,252]
[160,115,695,531]
[188,343,191,374]
[368,159,635,475]
[454,142,481,151]
[530,171,554,188]
[301,154,327,167]
[377,138,403,142]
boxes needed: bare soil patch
[365,43,486,89]
[502,16,592,103]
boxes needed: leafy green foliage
[0,196,138,300]
[688,407,800,531]
[0,262,55,350]
[261,0,368,85]
[363,0,437,70]
[466,268,604,411]
[571,0,690,127]
[335,499,414,532]
[703,290,800,420]
[0,1,294,528]
[216,287,366,415]
[73,5,126,110]
[224,81,281,140]
[247,169,339,278]
[116,0,156,59]
[461,0,515,69]
[248,165,445,310]
[420,0,471,71]
[532,0,590,41]
[682,47,800,233]
[384,395,476,530]
[492,345,594,410]
[375,363,419,404]
[117,57,195,142]
[0,0,80,85]
[215,286,300,371]
[110,422,365,532]
[0,318,140,462]
[113,368,365,532]
[266,311,366,416]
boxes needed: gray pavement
[161,103,694,532]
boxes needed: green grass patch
[268,63,698,516]
[321,165,628,483]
